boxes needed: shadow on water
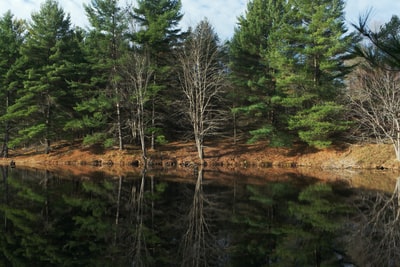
[349,177,400,267]
[0,165,399,266]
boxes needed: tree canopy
[0,0,398,158]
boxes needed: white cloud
[181,0,399,40]
[0,0,37,21]
[0,0,90,27]
[61,0,90,27]
[181,0,248,40]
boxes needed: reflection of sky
[0,0,397,40]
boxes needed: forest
[0,0,399,161]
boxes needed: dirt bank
[0,140,399,192]
[1,140,399,171]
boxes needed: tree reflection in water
[180,167,211,267]
[1,166,396,266]
[1,165,9,228]
[130,168,150,267]
[352,177,400,267]
[230,180,353,266]
[280,183,352,266]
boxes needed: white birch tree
[177,19,226,164]
[124,49,153,162]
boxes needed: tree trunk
[195,134,204,165]
[114,62,123,150]
[396,128,400,161]
[45,97,51,154]
[151,97,155,150]
[233,111,237,145]
[2,91,10,158]
[45,138,51,155]
[116,100,123,150]
[2,121,9,158]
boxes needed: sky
[0,0,398,40]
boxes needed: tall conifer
[73,0,129,149]
[229,0,286,144]
[132,0,185,147]
[10,0,78,153]
[268,0,355,147]
[0,11,25,157]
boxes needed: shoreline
[0,141,399,192]
[0,141,399,171]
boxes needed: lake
[0,165,399,267]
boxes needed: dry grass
[0,139,399,190]
[1,140,400,169]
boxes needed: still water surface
[0,165,399,266]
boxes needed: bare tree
[347,63,400,160]
[352,177,400,266]
[129,169,149,267]
[177,19,226,164]
[180,166,215,267]
[123,49,153,162]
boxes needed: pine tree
[274,183,350,265]
[0,11,25,157]
[228,0,286,144]
[133,0,183,49]
[132,0,185,148]
[267,0,355,148]
[352,14,400,69]
[9,0,79,153]
[62,27,93,140]
[71,0,129,149]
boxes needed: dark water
[0,165,399,267]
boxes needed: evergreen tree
[70,0,129,149]
[9,0,79,153]
[231,183,296,266]
[352,14,400,69]
[62,27,93,140]
[133,0,183,49]
[228,0,286,144]
[132,0,185,147]
[267,0,355,148]
[0,11,25,157]
[274,183,350,266]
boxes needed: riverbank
[0,140,399,192]
[1,140,399,171]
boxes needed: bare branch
[177,20,227,162]
[352,177,400,266]
[347,63,400,160]
[122,49,154,160]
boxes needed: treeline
[0,0,396,158]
